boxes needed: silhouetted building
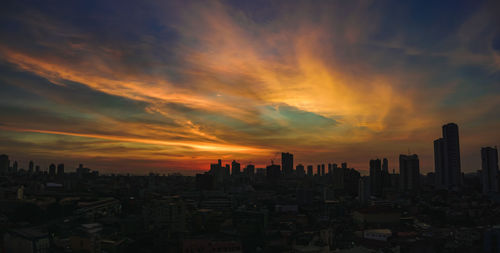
[333,164,344,189]
[49,164,56,176]
[0,154,9,174]
[307,165,313,177]
[35,165,40,173]
[341,162,347,170]
[359,176,370,205]
[281,152,293,176]
[12,161,18,173]
[321,164,325,176]
[266,164,281,179]
[399,154,420,192]
[434,123,462,190]
[381,158,390,188]
[231,160,240,176]
[369,159,382,196]
[244,164,255,177]
[481,147,499,194]
[29,160,34,173]
[57,163,64,176]
[296,164,305,177]
[328,163,332,175]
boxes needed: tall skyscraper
[307,165,313,177]
[358,176,370,205]
[231,160,240,175]
[328,163,332,175]
[369,159,382,196]
[382,158,388,173]
[321,164,325,176]
[333,164,344,189]
[341,162,347,170]
[281,152,294,176]
[317,165,321,176]
[481,147,499,194]
[296,164,305,177]
[49,163,56,176]
[434,123,462,190]
[399,154,420,192]
[57,163,65,176]
[244,164,255,177]
[29,161,34,173]
[381,158,390,188]
[12,161,18,172]
[0,154,8,174]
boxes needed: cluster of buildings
[0,122,498,252]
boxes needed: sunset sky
[0,0,499,175]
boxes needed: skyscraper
[481,147,499,194]
[399,154,420,192]
[244,164,255,177]
[266,164,281,179]
[281,152,294,176]
[49,164,56,176]
[434,123,462,190]
[382,158,390,188]
[307,165,313,177]
[231,160,240,175]
[317,165,321,176]
[0,154,8,174]
[29,161,34,173]
[296,164,305,177]
[57,163,65,176]
[369,159,382,196]
[321,164,325,176]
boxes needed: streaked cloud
[0,0,498,173]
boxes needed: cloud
[0,0,498,172]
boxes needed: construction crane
[270,152,281,165]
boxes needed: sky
[0,0,499,175]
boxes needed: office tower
[434,123,462,190]
[341,162,347,170]
[57,163,65,176]
[231,160,241,175]
[266,164,281,179]
[321,164,325,176]
[224,164,230,178]
[333,164,344,189]
[244,164,255,177]
[317,165,321,176]
[281,152,294,176]
[399,154,420,192]
[49,164,56,176]
[382,158,390,188]
[382,158,388,172]
[358,176,370,205]
[0,154,9,174]
[481,147,499,194]
[12,161,18,173]
[35,165,40,173]
[29,161,34,173]
[307,165,313,177]
[369,159,382,196]
[296,164,305,177]
[328,163,332,175]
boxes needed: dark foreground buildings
[0,122,499,253]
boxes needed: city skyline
[0,0,499,174]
